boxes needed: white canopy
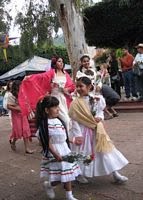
[0,56,71,83]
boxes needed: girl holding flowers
[36,95,81,200]
[69,76,128,184]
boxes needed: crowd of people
[0,51,136,200]
[107,44,143,101]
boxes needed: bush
[84,0,143,48]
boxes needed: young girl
[98,63,111,86]
[69,77,128,184]
[7,80,33,153]
[76,55,96,84]
[36,96,81,200]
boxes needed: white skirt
[79,147,129,177]
[40,142,81,182]
[51,91,71,131]
[72,128,129,177]
[40,158,81,182]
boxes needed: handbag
[133,65,143,76]
[111,73,120,81]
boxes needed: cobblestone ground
[0,113,143,200]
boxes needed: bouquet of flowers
[47,152,94,166]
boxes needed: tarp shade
[0,56,71,83]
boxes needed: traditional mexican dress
[7,92,31,140]
[51,73,71,130]
[18,69,75,116]
[69,96,128,177]
[40,118,81,182]
[18,69,75,132]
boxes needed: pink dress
[18,69,75,116]
[8,93,31,140]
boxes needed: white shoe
[132,97,138,101]
[113,171,128,184]
[76,175,88,184]
[43,181,55,199]
[124,97,131,101]
[67,195,78,200]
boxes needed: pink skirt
[10,111,31,140]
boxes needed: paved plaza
[0,113,143,200]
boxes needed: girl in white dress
[69,77,128,184]
[36,96,81,200]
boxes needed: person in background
[7,80,34,154]
[36,96,80,200]
[102,84,120,118]
[119,47,138,101]
[133,43,143,101]
[107,50,121,96]
[76,55,96,83]
[0,85,6,116]
[96,83,120,120]
[98,63,111,86]
[3,80,13,116]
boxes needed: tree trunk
[51,0,88,80]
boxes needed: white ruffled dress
[70,96,129,177]
[40,118,81,183]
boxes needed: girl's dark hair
[51,55,58,68]
[51,56,65,73]
[11,80,21,98]
[77,76,94,91]
[77,77,95,110]
[80,55,90,62]
[6,80,13,91]
[36,96,59,127]
[77,76,91,85]
[79,55,90,72]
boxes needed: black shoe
[113,113,119,117]
[105,115,114,120]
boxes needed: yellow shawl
[69,97,114,153]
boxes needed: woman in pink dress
[7,80,33,153]
[18,56,75,131]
